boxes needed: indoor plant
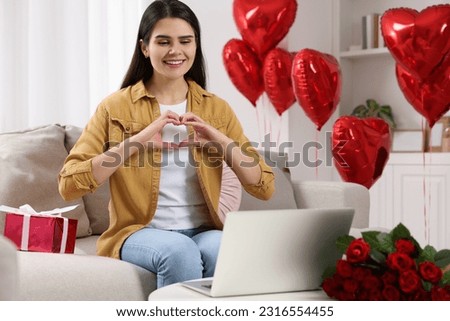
[351,99,396,129]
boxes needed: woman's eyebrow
[154,35,194,40]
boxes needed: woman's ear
[140,39,148,58]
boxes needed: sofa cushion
[17,250,156,300]
[0,124,91,237]
[64,125,110,235]
[218,162,242,223]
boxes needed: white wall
[185,0,334,181]
[287,0,335,181]
[1,0,333,182]
[183,0,289,145]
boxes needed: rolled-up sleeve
[241,156,275,200]
[59,160,99,200]
[58,104,109,201]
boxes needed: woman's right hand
[90,111,181,185]
[132,110,181,149]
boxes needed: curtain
[0,0,150,133]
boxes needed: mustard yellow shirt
[58,80,275,259]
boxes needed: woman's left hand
[180,112,232,148]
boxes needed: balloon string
[422,119,429,244]
[261,94,267,141]
[315,129,319,179]
[266,95,272,141]
[427,127,432,245]
[277,115,282,148]
[255,101,263,143]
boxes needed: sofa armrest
[291,181,370,229]
[0,235,18,300]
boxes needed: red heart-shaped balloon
[396,56,450,128]
[291,49,342,131]
[223,39,264,106]
[332,116,391,189]
[381,5,450,80]
[233,0,298,57]
[263,48,296,115]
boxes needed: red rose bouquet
[322,223,450,300]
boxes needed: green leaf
[435,249,450,268]
[422,281,433,292]
[366,99,378,111]
[380,105,392,114]
[351,105,368,117]
[441,271,450,286]
[377,232,395,253]
[391,223,411,240]
[362,231,381,249]
[379,113,396,129]
[419,245,437,262]
[336,234,355,254]
[370,249,386,265]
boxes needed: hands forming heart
[135,111,227,150]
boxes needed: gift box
[1,204,78,253]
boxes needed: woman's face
[143,17,197,82]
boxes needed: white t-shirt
[150,100,212,229]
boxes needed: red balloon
[291,49,342,131]
[381,5,450,80]
[233,0,298,57]
[263,48,296,115]
[223,39,264,106]
[332,116,391,190]
[396,56,450,128]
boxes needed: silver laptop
[182,207,354,297]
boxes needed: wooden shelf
[339,47,390,59]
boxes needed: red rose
[395,239,416,255]
[336,291,355,301]
[419,261,443,283]
[431,285,450,301]
[382,284,401,300]
[386,252,415,271]
[322,276,342,298]
[361,275,380,290]
[346,238,371,263]
[381,270,398,285]
[343,278,359,294]
[408,287,431,301]
[367,289,382,301]
[399,270,421,293]
[336,259,353,278]
[353,267,372,282]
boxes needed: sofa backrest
[0,124,298,238]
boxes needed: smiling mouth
[164,60,185,66]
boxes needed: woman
[59,0,274,288]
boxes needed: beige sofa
[0,124,370,301]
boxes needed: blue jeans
[120,226,222,288]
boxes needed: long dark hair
[121,0,206,89]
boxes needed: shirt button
[126,127,131,132]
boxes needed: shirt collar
[130,80,153,103]
[130,79,213,104]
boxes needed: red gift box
[2,205,78,253]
